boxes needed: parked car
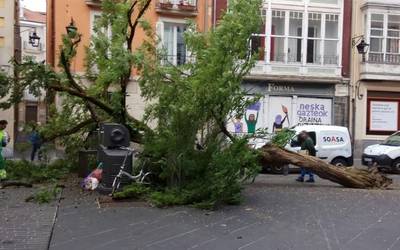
[362,131,400,173]
[253,125,353,173]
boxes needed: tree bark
[259,144,392,189]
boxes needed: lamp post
[66,19,78,37]
[28,31,40,47]
[352,35,369,62]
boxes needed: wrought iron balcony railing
[157,0,198,13]
[366,53,400,65]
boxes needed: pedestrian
[0,120,10,180]
[296,131,316,183]
[29,124,42,162]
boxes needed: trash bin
[78,150,97,178]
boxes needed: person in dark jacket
[29,125,42,162]
[296,131,316,183]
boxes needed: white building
[351,0,400,157]
[17,7,47,130]
[228,0,352,135]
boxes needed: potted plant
[178,0,196,11]
[159,0,173,9]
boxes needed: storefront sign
[295,98,332,125]
[267,83,295,94]
[370,101,398,131]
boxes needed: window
[369,14,384,62]
[324,14,339,64]
[250,10,266,61]
[368,13,400,64]
[271,10,286,62]
[0,36,4,47]
[387,15,400,63]
[259,9,340,66]
[0,0,4,8]
[288,12,303,62]
[0,17,4,27]
[163,22,187,65]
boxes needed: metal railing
[366,53,400,64]
[157,0,197,10]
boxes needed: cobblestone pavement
[49,174,400,250]
[0,186,58,250]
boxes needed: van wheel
[392,159,400,174]
[331,158,348,167]
[271,165,284,174]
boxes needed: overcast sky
[22,0,46,12]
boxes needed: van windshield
[381,132,400,146]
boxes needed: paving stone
[49,174,400,250]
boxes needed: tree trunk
[259,144,392,189]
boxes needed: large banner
[295,98,332,125]
[227,99,266,135]
[267,96,292,133]
[370,101,398,131]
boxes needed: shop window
[367,92,400,135]
[0,36,4,47]
[0,17,4,27]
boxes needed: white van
[362,131,400,173]
[252,125,353,173]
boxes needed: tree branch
[42,118,95,143]
[60,39,100,123]
[48,84,116,116]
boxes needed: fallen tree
[259,144,392,189]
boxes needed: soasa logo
[323,136,344,143]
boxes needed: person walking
[296,131,316,183]
[29,125,42,162]
[0,120,10,180]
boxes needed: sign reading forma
[370,101,398,131]
[295,98,332,125]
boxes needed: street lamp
[66,19,77,36]
[28,32,40,47]
[352,35,369,62]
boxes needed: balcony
[156,0,198,17]
[249,36,342,80]
[360,53,400,81]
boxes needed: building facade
[0,0,16,156]
[47,0,214,121]
[16,7,47,137]
[224,0,352,134]
[351,0,400,157]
